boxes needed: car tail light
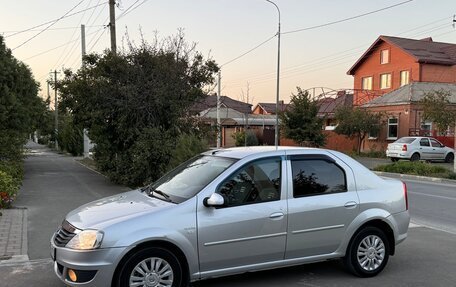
[402,181,408,210]
[402,144,407,151]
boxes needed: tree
[419,90,456,135]
[334,106,382,154]
[0,35,46,161]
[280,87,326,147]
[58,31,218,187]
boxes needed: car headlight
[66,230,104,250]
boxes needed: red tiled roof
[347,35,456,75]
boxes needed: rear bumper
[388,210,410,246]
[386,150,411,159]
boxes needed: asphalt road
[0,146,455,286]
[405,179,456,235]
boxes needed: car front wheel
[117,247,185,287]
[344,226,390,277]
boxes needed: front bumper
[51,238,127,287]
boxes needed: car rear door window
[420,138,430,147]
[291,159,346,197]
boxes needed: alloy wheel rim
[129,257,174,287]
[356,235,385,271]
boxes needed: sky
[1,0,455,105]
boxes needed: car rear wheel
[410,153,420,162]
[343,226,390,277]
[117,247,185,287]
[445,153,454,163]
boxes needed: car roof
[204,146,322,159]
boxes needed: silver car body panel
[52,146,410,286]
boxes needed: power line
[5,1,107,38]
[221,34,276,67]
[116,0,141,20]
[12,0,86,51]
[0,25,103,34]
[116,0,150,20]
[282,0,414,35]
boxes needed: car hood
[65,189,174,229]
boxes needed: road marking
[409,222,421,228]
[410,221,456,236]
[409,191,456,201]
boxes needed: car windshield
[149,155,237,204]
[394,137,416,144]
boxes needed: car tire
[116,247,186,287]
[343,226,390,277]
[390,157,399,162]
[410,153,420,162]
[445,153,454,163]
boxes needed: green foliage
[419,90,456,134]
[350,150,386,159]
[167,133,208,170]
[280,88,326,147]
[0,171,18,209]
[58,113,83,156]
[0,161,23,186]
[58,31,218,187]
[373,161,455,179]
[335,106,383,154]
[232,130,259,147]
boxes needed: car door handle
[344,201,358,209]
[269,212,284,219]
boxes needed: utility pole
[46,80,51,108]
[81,24,91,159]
[53,70,59,150]
[109,0,117,54]
[217,71,221,148]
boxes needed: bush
[374,161,449,176]
[232,130,258,147]
[0,171,19,209]
[167,133,208,170]
[0,160,23,186]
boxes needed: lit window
[400,70,409,86]
[362,76,373,90]
[380,73,391,89]
[387,118,398,139]
[381,49,389,64]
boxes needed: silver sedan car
[386,136,455,162]
[51,147,410,287]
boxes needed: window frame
[387,117,399,140]
[362,76,373,90]
[215,156,282,208]
[380,49,390,64]
[400,70,410,86]
[288,155,347,198]
[380,73,392,89]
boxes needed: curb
[373,171,456,185]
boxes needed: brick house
[347,35,456,151]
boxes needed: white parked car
[386,137,455,162]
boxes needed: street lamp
[265,0,281,148]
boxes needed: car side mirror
[203,193,225,207]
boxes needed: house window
[420,121,432,136]
[380,49,389,64]
[387,118,398,139]
[380,73,391,89]
[362,76,373,90]
[400,70,409,86]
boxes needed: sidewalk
[0,209,27,261]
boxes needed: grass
[348,150,387,159]
[374,161,456,179]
